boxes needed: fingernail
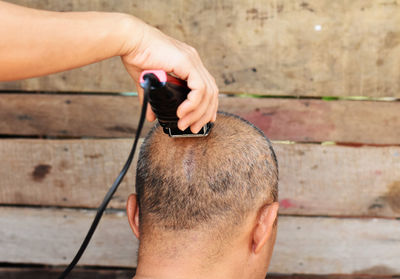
[178,122,188,131]
[191,126,200,134]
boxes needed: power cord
[58,78,151,279]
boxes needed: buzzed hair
[136,112,278,235]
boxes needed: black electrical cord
[58,78,151,279]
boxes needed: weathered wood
[1,207,399,274]
[0,207,137,267]
[276,143,400,218]
[221,97,400,145]
[270,276,396,279]
[0,267,135,279]
[0,268,394,279]
[2,94,400,144]
[0,139,139,209]
[271,216,400,275]
[0,94,154,138]
[1,140,400,218]
[1,0,400,97]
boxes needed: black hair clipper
[140,70,213,137]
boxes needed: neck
[133,240,248,279]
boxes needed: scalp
[136,112,278,233]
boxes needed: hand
[120,18,218,133]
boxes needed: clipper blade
[164,123,213,138]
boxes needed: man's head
[127,112,279,279]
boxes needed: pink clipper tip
[140,70,167,84]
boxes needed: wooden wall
[1,0,400,278]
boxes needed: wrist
[113,13,147,57]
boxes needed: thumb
[131,74,156,123]
[146,103,156,122]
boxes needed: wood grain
[275,143,400,218]
[0,268,395,279]
[0,94,154,138]
[0,139,139,209]
[2,94,400,144]
[0,268,135,279]
[1,207,399,274]
[221,97,400,145]
[1,139,400,218]
[270,216,400,275]
[0,207,137,268]
[1,0,400,97]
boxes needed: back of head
[136,112,278,244]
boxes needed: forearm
[0,1,218,130]
[0,1,140,81]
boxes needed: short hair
[135,112,278,235]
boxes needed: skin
[0,1,218,133]
[127,194,279,279]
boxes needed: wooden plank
[0,94,154,138]
[2,94,400,144]
[221,97,400,145]
[1,140,400,218]
[0,268,394,279]
[1,0,400,97]
[0,139,139,209]
[270,276,396,279]
[1,207,399,274]
[0,207,137,267]
[270,216,400,275]
[275,143,400,218]
[0,267,135,279]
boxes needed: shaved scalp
[136,112,278,236]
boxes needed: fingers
[184,94,218,133]
[211,95,218,122]
[175,49,218,132]
[176,73,206,118]
[177,89,209,131]
[146,103,156,122]
[177,88,215,132]
[177,80,218,133]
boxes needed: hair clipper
[140,70,213,137]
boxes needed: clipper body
[140,70,213,137]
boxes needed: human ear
[126,194,140,239]
[252,202,279,254]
